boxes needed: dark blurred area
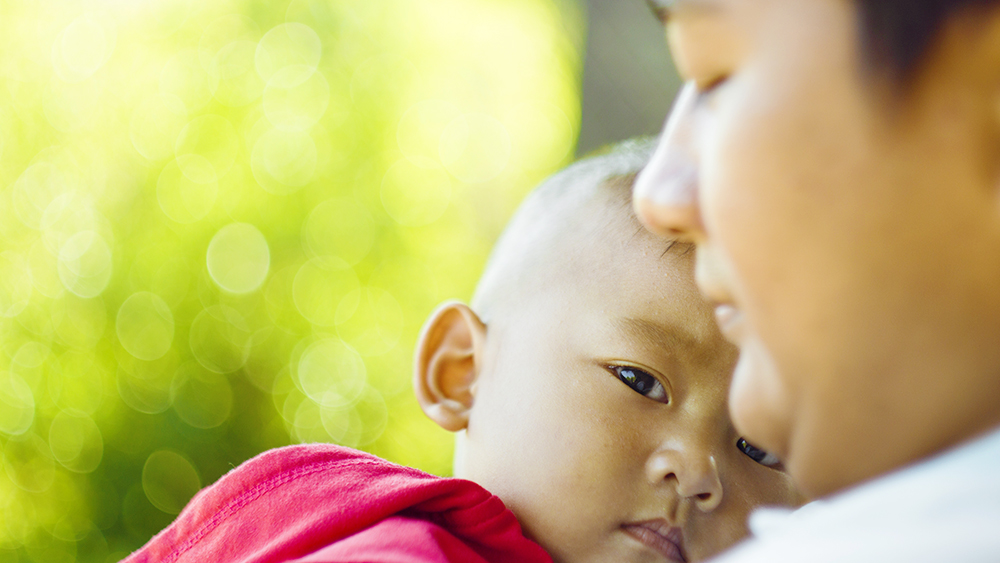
[577,0,681,155]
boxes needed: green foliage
[0,0,583,560]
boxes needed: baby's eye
[736,437,782,468]
[610,365,668,403]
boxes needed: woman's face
[634,0,1000,497]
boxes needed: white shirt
[714,426,1000,562]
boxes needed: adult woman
[633,1,1000,560]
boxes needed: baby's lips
[621,518,687,562]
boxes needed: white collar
[750,424,1000,538]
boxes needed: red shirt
[122,444,552,563]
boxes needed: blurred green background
[0,0,677,561]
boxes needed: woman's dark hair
[858,0,999,82]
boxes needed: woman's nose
[646,444,724,513]
[633,82,705,242]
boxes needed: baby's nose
[646,448,724,513]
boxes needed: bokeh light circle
[396,99,461,163]
[156,158,219,223]
[57,231,112,298]
[2,498,35,546]
[263,66,329,131]
[40,193,110,257]
[290,397,325,443]
[199,15,263,107]
[206,223,270,294]
[380,157,451,226]
[28,526,81,561]
[142,450,201,514]
[54,350,107,415]
[114,346,180,414]
[250,128,317,193]
[349,54,421,113]
[170,362,233,429]
[295,338,366,408]
[159,49,218,111]
[116,362,174,415]
[53,293,108,349]
[143,0,192,38]
[320,385,388,447]
[116,292,175,361]
[48,412,103,473]
[292,257,359,327]
[150,255,194,307]
[12,341,51,389]
[12,161,68,230]
[0,251,33,318]
[255,23,322,83]
[28,239,66,299]
[52,14,115,83]
[212,41,266,107]
[43,75,104,132]
[198,14,261,79]
[335,287,403,357]
[129,94,188,160]
[302,198,375,266]
[174,114,239,183]
[263,265,308,331]
[0,371,35,436]
[439,113,512,183]
[284,0,339,29]
[189,305,253,373]
[3,433,55,493]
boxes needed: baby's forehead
[536,172,664,254]
[472,139,674,316]
[491,192,717,362]
[515,169,641,240]
[476,180,677,304]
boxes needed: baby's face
[458,223,801,562]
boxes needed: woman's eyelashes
[609,365,669,403]
[736,437,782,468]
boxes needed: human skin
[633,0,1000,498]
[415,180,801,563]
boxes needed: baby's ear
[413,301,487,432]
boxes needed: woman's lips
[713,303,745,345]
[622,520,687,562]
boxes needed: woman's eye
[737,437,782,468]
[610,366,668,403]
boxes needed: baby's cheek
[516,434,628,560]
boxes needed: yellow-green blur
[0,0,583,560]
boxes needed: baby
[123,140,800,563]
[413,138,800,562]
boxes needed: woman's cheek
[728,336,793,459]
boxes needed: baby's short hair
[472,137,660,323]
